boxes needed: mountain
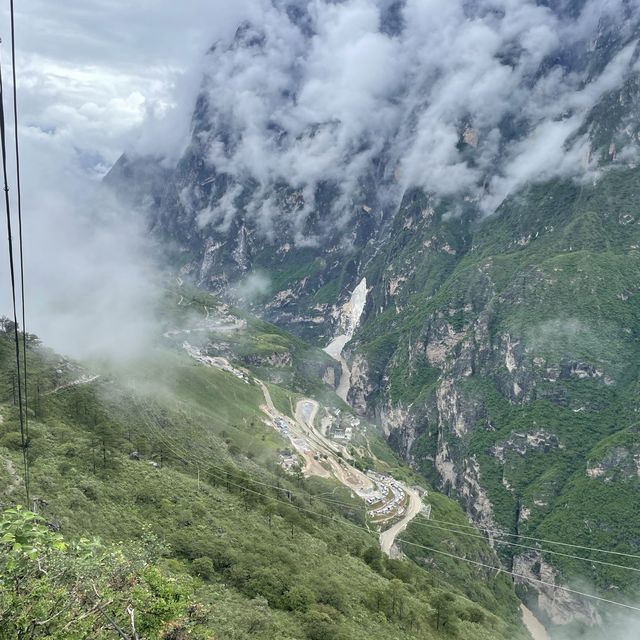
[105,1,640,638]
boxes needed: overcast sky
[0,1,248,358]
[0,1,251,179]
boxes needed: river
[521,604,550,640]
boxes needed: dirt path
[520,605,550,640]
[256,380,276,413]
[379,486,423,557]
[47,375,100,395]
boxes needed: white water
[323,278,368,401]
[521,605,550,640]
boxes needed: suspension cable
[128,405,640,608]
[0,43,28,505]
[9,0,29,473]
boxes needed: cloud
[0,121,163,362]
[158,0,640,240]
[1,0,639,354]
[0,1,247,358]
[229,272,272,304]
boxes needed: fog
[0,1,248,359]
[165,0,640,240]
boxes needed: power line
[396,538,640,614]
[127,410,640,613]
[9,0,29,485]
[423,515,640,561]
[0,43,28,505]
[195,456,640,573]
[202,465,640,615]
[132,402,640,568]
[403,518,640,575]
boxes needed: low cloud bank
[0,126,163,363]
[158,0,640,238]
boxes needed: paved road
[379,485,423,557]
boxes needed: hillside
[98,1,640,637]
[0,290,530,639]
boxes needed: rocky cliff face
[107,0,640,632]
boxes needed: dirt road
[47,375,100,395]
[257,382,330,477]
[294,399,341,456]
[256,380,276,413]
[293,399,373,492]
[190,348,422,547]
[379,485,423,557]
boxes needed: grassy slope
[0,318,527,639]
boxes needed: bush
[191,556,214,580]
[303,606,343,640]
[0,507,207,639]
[282,585,315,612]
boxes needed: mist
[0,127,163,362]
[0,1,253,361]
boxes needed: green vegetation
[0,507,205,639]
[0,318,528,639]
[342,167,640,618]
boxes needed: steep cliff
[105,1,640,635]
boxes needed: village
[274,412,410,526]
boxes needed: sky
[0,1,248,179]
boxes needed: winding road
[379,485,424,557]
[189,341,425,561]
[187,336,545,637]
[257,373,548,637]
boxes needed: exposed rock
[586,443,640,482]
[435,436,457,490]
[424,323,465,367]
[242,352,293,368]
[380,402,411,440]
[513,553,601,627]
[463,126,479,148]
[350,354,374,415]
[492,429,563,464]
[323,366,336,388]
[460,456,496,538]
[436,379,483,438]
[388,276,407,297]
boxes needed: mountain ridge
[104,2,640,636]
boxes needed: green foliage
[0,507,205,639]
[0,321,530,639]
